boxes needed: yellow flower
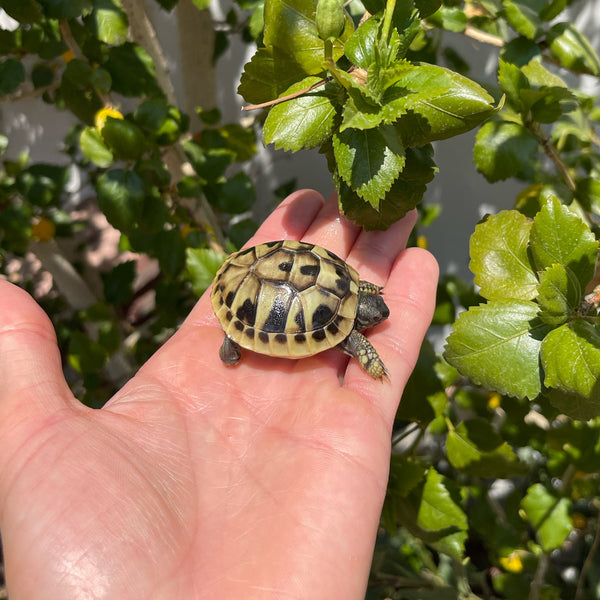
[31,217,56,242]
[416,235,428,249]
[95,106,124,132]
[488,393,502,409]
[500,552,523,573]
[61,49,76,63]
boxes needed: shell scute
[211,240,360,359]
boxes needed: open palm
[0,190,438,600]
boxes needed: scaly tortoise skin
[211,240,390,379]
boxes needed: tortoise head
[355,291,389,330]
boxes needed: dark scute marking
[262,296,288,333]
[225,310,233,321]
[278,261,293,272]
[219,297,224,305]
[218,283,225,292]
[312,303,334,329]
[236,298,256,326]
[327,323,339,335]
[295,309,306,331]
[265,241,280,247]
[234,320,244,331]
[237,247,254,256]
[258,331,269,344]
[245,327,255,339]
[225,291,235,308]
[312,329,327,341]
[325,248,340,261]
[335,266,345,278]
[300,264,320,277]
[295,333,306,343]
[335,277,350,295]
[275,334,287,344]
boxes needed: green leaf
[263,77,341,151]
[470,210,539,301]
[415,0,441,18]
[37,0,93,19]
[498,58,529,112]
[343,14,379,68]
[59,60,104,124]
[417,468,468,558]
[541,320,600,419]
[337,145,436,229]
[333,124,405,208]
[536,264,581,326]
[103,42,162,97]
[211,172,256,214]
[426,5,467,32]
[238,46,309,105]
[96,169,146,232]
[521,484,571,552]
[80,126,114,167]
[0,58,25,96]
[102,260,136,305]
[101,117,146,160]
[0,0,44,22]
[547,23,600,76]
[474,121,538,182]
[444,300,548,400]
[446,419,526,477]
[391,64,497,146]
[86,0,129,46]
[502,0,545,39]
[186,247,226,295]
[263,0,352,75]
[530,197,598,290]
[67,331,107,374]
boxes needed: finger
[346,210,418,286]
[301,192,361,259]
[0,280,77,424]
[342,248,439,424]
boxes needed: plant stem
[381,0,396,44]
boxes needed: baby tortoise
[211,240,389,379]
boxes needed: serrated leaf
[337,144,435,229]
[102,260,136,305]
[333,124,405,208]
[547,23,600,76]
[80,126,114,168]
[263,77,341,151]
[263,0,352,75]
[474,121,538,182]
[521,483,571,552]
[87,0,129,46]
[388,455,428,498]
[537,264,580,326]
[470,210,539,301]
[498,58,529,112]
[530,197,598,290]
[417,467,468,558]
[502,0,545,39]
[444,300,549,400]
[238,46,309,105]
[343,14,379,68]
[186,247,226,295]
[391,64,497,147]
[103,42,162,97]
[541,320,600,419]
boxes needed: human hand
[0,190,438,599]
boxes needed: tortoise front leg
[219,335,242,366]
[339,329,388,380]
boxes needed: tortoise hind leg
[339,330,388,380]
[219,335,242,366]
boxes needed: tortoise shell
[211,240,360,359]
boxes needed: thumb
[0,279,75,426]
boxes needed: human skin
[0,189,438,599]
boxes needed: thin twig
[575,502,600,600]
[0,82,60,105]
[242,76,332,111]
[463,25,504,47]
